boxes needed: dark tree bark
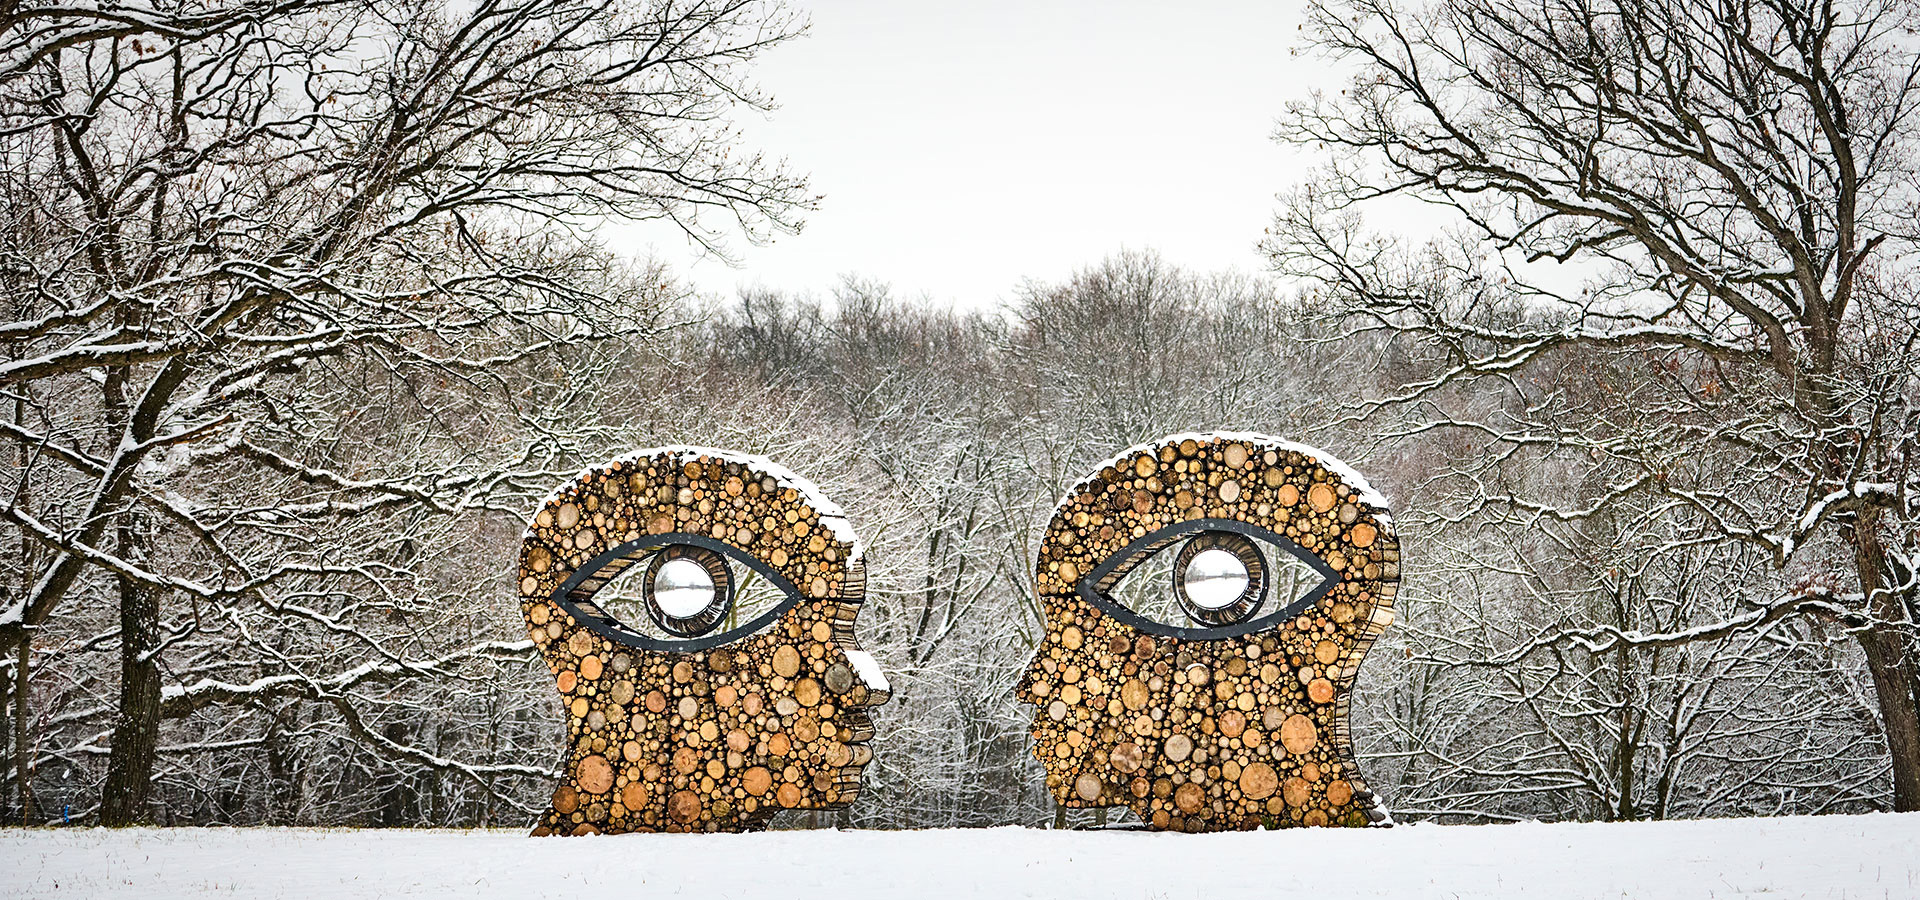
[97,355,161,826]
[1851,510,1920,810]
[12,638,29,825]
[100,574,160,826]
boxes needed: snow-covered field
[3,813,1917,899]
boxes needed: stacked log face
[1018,433,1399,831]
[518,448,887,835]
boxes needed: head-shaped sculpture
[1018,433,1398,831]
[518,447,888,834]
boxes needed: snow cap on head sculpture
[1019,432,1399,831]
[518,447,888,835]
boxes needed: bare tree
[1267,0,1920,808]
[1,0,809,823]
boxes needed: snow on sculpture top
[517,447,887,834]
[1019,432,1399,831]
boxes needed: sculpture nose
[833,648,891,708]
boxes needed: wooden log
[794,678,822,707]
[668,789,702,823]
[1284,776,1310,808]
[772,645,801,678]
[1174,783,1205,814]
[1238,762,1278,800]
[1307,677,1335,704]
[577,755,614,795]
[1281,715,1319,755]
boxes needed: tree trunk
[10,387,35,826]
[12,638,30,825]
[3,633,9,815]
[98,352,163,827]
[100,568,161,826]
[1851,512,1920,812]
[1857,625,1920,811]
[1612,704,1637,821]
[378,722,414,827]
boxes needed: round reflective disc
[652,556,718,618]
[1183,548,1251,610]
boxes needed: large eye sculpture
[518,447,890,835]
[1017,433,1399,831]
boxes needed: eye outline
[1075,518,1340,640]
[550,532,805,652]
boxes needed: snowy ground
[3,813,1917,899]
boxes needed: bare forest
[4,0,1917,829]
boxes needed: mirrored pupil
[652,557,717,618]
[1184,548,1250,609]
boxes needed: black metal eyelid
[1077,517,1341,640]
[549,532,806,653]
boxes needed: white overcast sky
[614,0,1329,309]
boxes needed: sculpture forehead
[517,445,863,614]
[1035,432,1394,599]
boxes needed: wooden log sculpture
[1019,433,1399,831]
[518,447,889,834]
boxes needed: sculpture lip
[843,731,877,760]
